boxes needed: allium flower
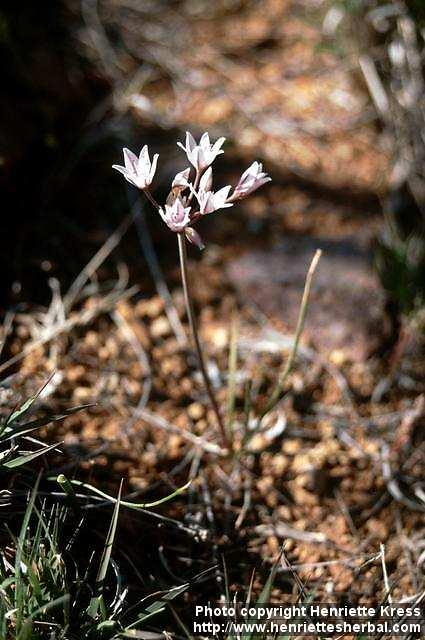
[172,167,191,189]
[230,161,271,200]
[112,146,158,189]
[177,132,225,171]
[159,198,191,233]
[112,134,270,255]
[197,185,233,215]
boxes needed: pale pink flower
[112,146,158,189]
[230,161,271,200]
[172,167,191,189]
[159,198,191,233]
[177,132,225,171]
[197,185,233,215]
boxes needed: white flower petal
[112,164,128,176]
[149,153,159,182]
[172,167,191,188]
[138,144,149,162]
[186,131,196,151]
[123,147,138,172]
[188,146,200,169]
[212,136,226,154]
[200,132,210,148]
[242,161,256,178]
[213,184,231,204]
[199,167,213,193]
[123,174,139,188]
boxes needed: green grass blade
[62,477,191,510]
[4,442,63,468]
[4,374,56,429]
[88,480,123,620]
[1,405,90,442]
[135,583,190,625]
[241,558,280,640]
[14,474,41,634]
[17,594,70,640]
[56,473,81,513]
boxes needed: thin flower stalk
[177,232,229,449]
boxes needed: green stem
[177,233,229,449]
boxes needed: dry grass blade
[226,315,239,440]
[380,543,393,605]
[262,249,322,416]
[137,409,226,456]
[111,308,153,434]
[64,213,133,311]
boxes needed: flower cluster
[113,131,271,248]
